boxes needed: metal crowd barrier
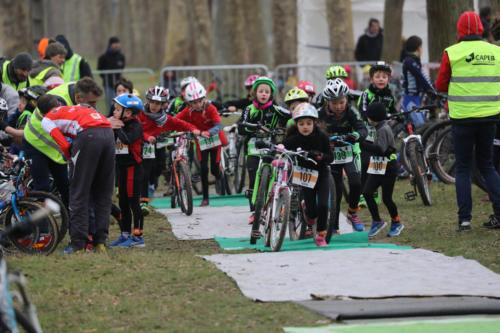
[160,64,270,103]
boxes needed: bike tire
[407,139,432,206]
[325,172,339,244]
[189,148,203,195]
[25,191,69,244]
[5,200,59,255]
[430,127,455,184]
[14,308,39,333]
[234,142,246,193]
[251,165,271,245]
[269,189,290,252]
[288,187,303,241]
[176,161,193,216]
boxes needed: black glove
[345,133,358,144]
[309,150,323,161]
[384,146,396,157]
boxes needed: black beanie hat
[12,52,33,70]
[109,36,120,45]
[367,102,387,122]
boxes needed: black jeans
[362,174,398,222]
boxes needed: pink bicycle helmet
[244,74,260,89]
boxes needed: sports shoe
[387,222,404,236]
[94,244,107,253]
[456,221,471,232]
[119,237,134,248]
[60,242,72,254]
[200,199,209,207]
[61,244,85,254]
[483,215,500,229]
[368,220,387,237]
[347,212,364,232]
[304,225,314,239]
[109,234,129,247]
[301,200,317,225]
[373,192,381,205]
[358,195,366,207]
[314,236,328,247]
[131,235,145,247]
[140,202,150,216]
[330,229,340,236]
[248,214,255,225]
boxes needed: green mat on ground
[284,317,500,333]
[152,194,249,208]
[215,231,412,252]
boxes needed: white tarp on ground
[202,248,500,302]
[158,207,352,240]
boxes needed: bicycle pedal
[251,230,262,239]
[404,191,417,201]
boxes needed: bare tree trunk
[491,0,500,16]
[427,0,474,62]
[381,0,404,63]
[164,0,193,66]
[243,0,271,65]
[273,0,297,66]
[189,0,214,65]
[0,0,31,57]
[325,0,355,61]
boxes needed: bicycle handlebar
[329,135,354,147]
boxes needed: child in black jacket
[283,103,333,247]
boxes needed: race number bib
[142,142,156,159]
[331,145,353,164]
[292,166,318,189]
[366,125,376,143]
[367,156,388,175]
[115,139,128,155]
[156,137,175,148]
[197,135,222,151]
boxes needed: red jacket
[137,111,197,141]
[41,105,111,159]
[435,11,484,92]
[177,103,227,146]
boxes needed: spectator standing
[355,18,383,62]
[55,34,93,82]
[98,37,126,113]
[435,11,500,231]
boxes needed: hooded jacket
[355,27,383,62]
[55,35,93,79]
[97,41,125,88]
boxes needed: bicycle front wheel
[407,139,432,206]
[325,173,339,244]
[176,161,193,216]
[269,188,290,252]
[5,200,59,255]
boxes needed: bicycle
[0,198,59,333]
[220,111,245,193]
[165,132,195,216]
[390,106,435,205]
[241,123,286,245]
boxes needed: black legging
[362,174,398,222]
[302,168,330,232]
[118,164,144,233]
[200,148,221,200]
[141,158,155,200]
[331,159,362,210]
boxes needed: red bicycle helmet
[295,80,316,95]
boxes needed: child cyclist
[137,86,200,214]
[360,102,402,237]
[284,87,309,113]
[238,76,291,224]
[177,81,227,206]
[107,94,145,247]
[283,103,333,247]
[166,76,198,116]
[318,78,368,233]
[294,80,316,103]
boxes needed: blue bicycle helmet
[114,93,143,114]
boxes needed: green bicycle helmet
[284,87,309,105]
[325,65,348,80]
[251,76,276,97]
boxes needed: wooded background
[0,0,499,70]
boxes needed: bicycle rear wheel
[429,127,455,184]
[269,189,290,252]
[325,172,339,244]
[234,143,246,193]
[175,161,193,216]
[407,139,432,206]
[5,200,59,255]
[288,187,303,241]
[25,191,69,244]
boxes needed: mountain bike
[165,132,195,216]
[220,111,246,193]
[241,123,286,245]
[0,198,59,333]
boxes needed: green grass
[7,169,500,332]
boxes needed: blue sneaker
[131,235,145,248]
[387,222,404,237]
[109,234,129,247]
[60,242,72,254]
[368,220,387,237]
[119,237,135,248]
[347,212,365,232]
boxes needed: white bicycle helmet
[184,81,206,102]
[292,102,318,120]
[323,78,350,100]
[145,86,169,103]
[180,76,199,90]
[0,98,8,113]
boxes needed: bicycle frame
[251,157,276,205]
